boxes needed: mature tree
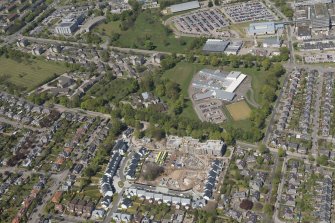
[262,58,271,70]
[258,144,269,154]
[142,162,164,180]
[316,155,328,166]
[263,204,274,216]
[210,55,219,66]
[240,199,253,210]
[278,148,286,157]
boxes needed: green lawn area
[222,104,254,128]
[0,57,69,91]
[94,10,196,53]
[163,62,209,95]
[223,66,265,105]
[229,22,250,38]
[163,62,210,120]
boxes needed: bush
[142,162,164,181]
[240,199,253,210]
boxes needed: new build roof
[194,90,235,101]
[225,72,246,92]
[170,1,200,13]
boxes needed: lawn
[0,57,69,91]
[94,10,196,53]
[222,104,254,129]
[163,62,210,120]
[223,66,265,105]
[226,100,252,121]
[229,22,251,38]
[163,62,209,95]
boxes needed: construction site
[136,149,215,193]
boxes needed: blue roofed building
[169,1,200,13]
[247,22,284,36]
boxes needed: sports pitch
[226,100,252,121]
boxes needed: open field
[163,62,209,120]
[226,100,252,121]
[0,57,69,91]
[163,62,208,95]
[94,10,196,53]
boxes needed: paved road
[119,150,134,181]
[216,146,235,202]
[262,65,294,145]
[51,214,84,223]
[273,157,287,223]
[237,141,308,160]
[245,88,260,108]
[266,152,279,203]
[311,71,324,157]
[23,36,173,56]
[264,0,289,21]
[0,117,48,132]
[28,170,69,223]
[0,166,46,176]
[103,188,125,223]
[53,104,111,119]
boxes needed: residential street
[311,73,324,157]
[28,170,69,223]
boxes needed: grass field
[94,10,196,53]
[163,62,207,119]
[226,100,252,121]
[229,22,251,38]
[163,62,209,95]
[0,57,68,91]
[162,62,209,120]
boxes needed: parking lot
[195,101,226,124]
[172,8,229,37]
[222,1,277,23]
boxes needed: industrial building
[294,0,332,6]
[168,1,200,13]
[262,37,282,48]
[225,41,243,55]
[311,3,330,33]
[247,22,284,36]
[294,3,334,38]
[192,69,247,102]
[202,39,230,53]
[296,25,312,40]
[55,14,85,35]
[202,39,243,55]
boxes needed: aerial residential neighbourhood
[1,0,335,222]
